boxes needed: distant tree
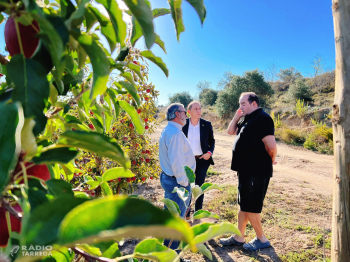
[215,69,274,117]
[200,89,218,106]
[264,61,279,82]
[169,91,193,108]
[278,67,303,83]
[287,79,313,101]
[196,80,212,91]
[217,71,234,89]
[311,54,325,76]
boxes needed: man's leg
[194,159,210,211]
[160,173,191,249]
[246,212,268,243]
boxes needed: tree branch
[1,199,22,221]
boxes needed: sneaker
[243,237,271,251]
[219,236,245,246]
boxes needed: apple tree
[0,0,239,261]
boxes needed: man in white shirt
[159,103,196,259]
[182,101,215,213]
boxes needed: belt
[161,171,175,178]
[195,155,202,159]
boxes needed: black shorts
[237,174,270,213]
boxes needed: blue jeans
[160,173,191,249]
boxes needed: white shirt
[159,121,196,186]
[188,119,203,156]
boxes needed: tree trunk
[331,0,350,260]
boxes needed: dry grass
[184,183,332,262]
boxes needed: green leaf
[84,5,97,31]
[58,196,195,249]
[118,81,141,106]
[33,14,68,81]
[130,17,142,46]
[159,199,180,217]
[123,0,156,49]
[134,238,178,262]
[101,182,113,196]
[201,183,222,195]
[121,72,136,85]
[96,0,127,49]
[46,179,75,197]
[168,0,185,41]
[192,185,202,200]
[21,118,38,161]
[88,6,117,53]
[118,101,144,134]
[23,196,88,246]
[184,166,196,184]
[32,147,79,164]
[127,62,144,81]
[74,191,91,199]
[77,244,102,256]
[172,187,189,203]
[76,34,109,100]
[140,50,169,77]
[9,55,50,136]
[47,247,75,262]
[196,244,212,260]
[182,222,240,250]
[57,131,130,168]
[99,242,121,258]
[102,167,135,182]
[66,0,89,28]
[116,47,129,61]
[89,117,104,133]
[185,0,206,24]
[155,34,167,54]
[193,210,219,220]
[152,8,171,18]
[60,0,76,20]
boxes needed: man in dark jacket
[182,101,215,213]
[220,92,277,252]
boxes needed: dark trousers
[193,158,211,212]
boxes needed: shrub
[294,99,309,118]
[309,71,335,94]
[199,88,218,106]
[303,119,333,154]
[278,67,303,83]
[215,70,274,117]
[287,79,313,101]
[270,111,282,128]
[275,128,306,145]
[169,91,193,108]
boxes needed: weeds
[294,99,309,118]
[207,167,221,176]
[271,111,283,128]
[275,128,306,145]
[304,118,333,154]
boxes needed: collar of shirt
[244,108,263,121]
[168,121,183,130]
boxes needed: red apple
[132,160,136,165]
[150,177,153,180]
[145,126,149,130]
[144,118,148,123]
[146,158,150,163]
[16,162,51,183]
[89,124,94,130]
[145,97,149,101]
[0,203,22,247]
[137,109,141,114]
[133,61,138,65]
[129,123,133,128]
[142,177,146,182]
[140,158,144,162]
[118,178,121,182]
[146,150,150,154]
[146,89,150,93]
[132,177,136,181]
[5,17,40,58]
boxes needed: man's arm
[262,135,277,165]
[168,134,189,186]
[200,122,215,160]
[227,110,244,135]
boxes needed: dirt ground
[127,122,333,261]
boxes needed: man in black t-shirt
[220,92,277,252]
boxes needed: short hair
[187,101,201,111]
[240,92,260,107]
[166,103,184,121]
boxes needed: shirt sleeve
[167,133,187,183]
[257,115,275,140]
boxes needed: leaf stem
[14,18,25,56]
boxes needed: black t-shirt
[231,108,274,177]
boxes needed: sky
[0,0,335,105]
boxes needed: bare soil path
[128,122,333,261]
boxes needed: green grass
[207,167,222,176]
